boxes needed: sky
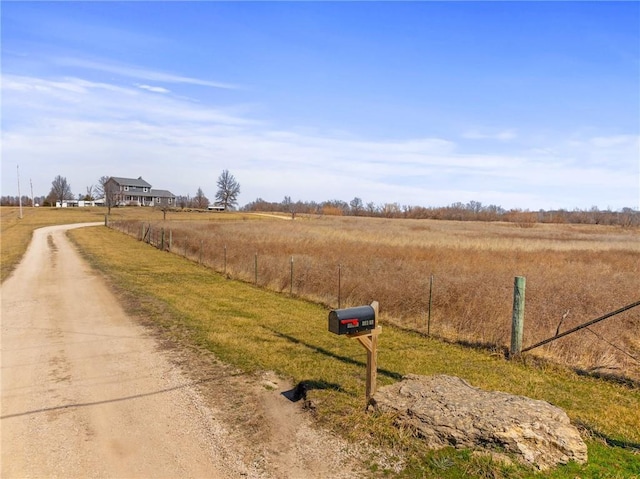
[2,1,639,211]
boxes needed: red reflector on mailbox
[341,319,359,325]
[329,306,376,335]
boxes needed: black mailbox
[328,305,376,335]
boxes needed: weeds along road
[0,223,232,478]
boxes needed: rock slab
[370,374,587,470]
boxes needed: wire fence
[106,219,640,379]
[109,220,431,312]
[521,300,640,358]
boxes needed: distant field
[109,212,640,382]
[0,206,255,281]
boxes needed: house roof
[150,189,175,198]
[110,176,152,188]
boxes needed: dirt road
[1,224,372,478]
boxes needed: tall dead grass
[110,214,640,381]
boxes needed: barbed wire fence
[106,219,640,375]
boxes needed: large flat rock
[370,374,587,470]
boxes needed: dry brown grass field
[109,212,640,383]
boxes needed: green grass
[65,225,640,478]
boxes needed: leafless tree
[160,205,170,220]
[96,175,118,215]
[350,197,363,216]
[215,170,240,210]
[95,176,108,198]
[193,187,209,209]
[176,195,189,209]
[48,175,73,206]
[83,185,95,201]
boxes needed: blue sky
[2,1,638,210]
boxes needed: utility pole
[17,165,23,219]
[30,178,34,207]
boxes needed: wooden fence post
[338,264,342,309]
[510,276,526,357]
[290,256,294,295]
[428,273,434,336]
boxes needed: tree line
[2,171,637,226]
[1,175,105,207]
[242,197,640,227]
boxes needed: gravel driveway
[1,223,372,479]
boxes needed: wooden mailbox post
[328,301,381,404]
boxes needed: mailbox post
[328,301,381,404]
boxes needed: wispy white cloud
[588,135,636,149]
[2,75,252,127]
[462,129,518,141]
[54,57,240,89]
[2,73,637,210]
[136,84,170,94]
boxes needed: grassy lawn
[67,225,640,478]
